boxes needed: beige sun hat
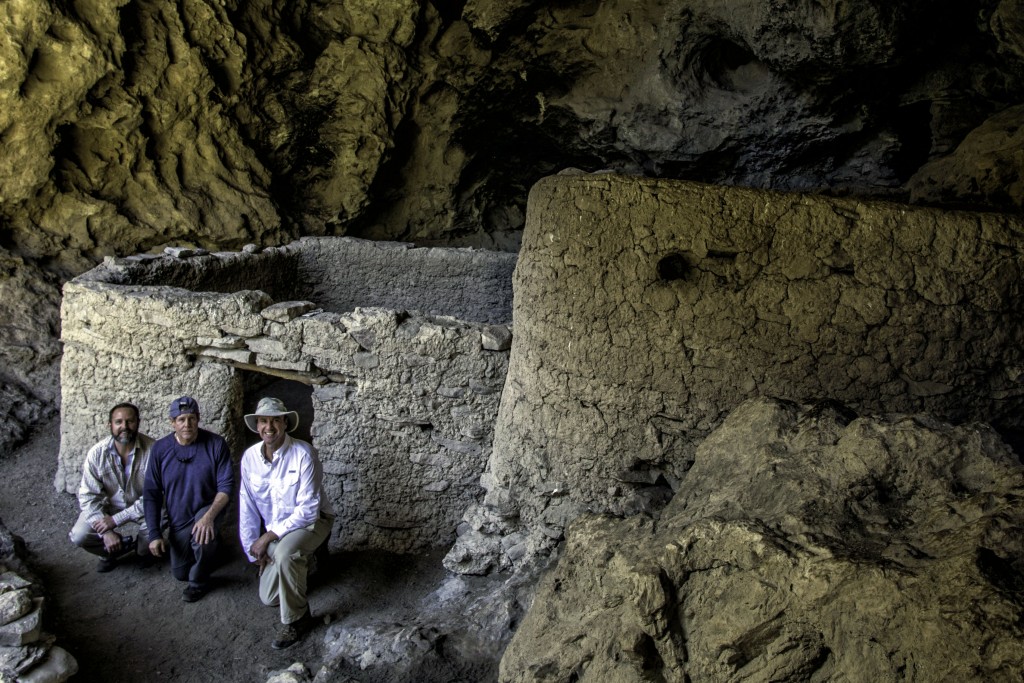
[244,397,299,433]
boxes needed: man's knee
[68,519,95,547]
[171,562,191,581]
[68,527,90,547]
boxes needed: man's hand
[149,538,167,557]
[250,531,279,576]
[91,515,117,535]
[192,513,217,545]
[102,531,123,554]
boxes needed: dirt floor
[0,417,480,683]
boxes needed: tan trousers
[69,510,148,556]
[260,515,332,624]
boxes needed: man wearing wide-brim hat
[239,396,335,649]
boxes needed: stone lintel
[256,357,312,373]
[197,348,255,364]
[196,335,246,349]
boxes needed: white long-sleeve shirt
[239,435,335,562]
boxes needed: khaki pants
[260,515,332,624]
[68,510,148,556]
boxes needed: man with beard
[69,402,154,573]
[144,396,234,602]
[239,397,334,648]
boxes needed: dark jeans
[167,504,223,589]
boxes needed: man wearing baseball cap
[143,396,234,602]
[239,396,334,649]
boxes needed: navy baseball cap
[169,396,200,418]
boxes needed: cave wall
[58,239,514,552]
[5,0,1024,262]
[3,0,1024,452]
[444,172,1024,574]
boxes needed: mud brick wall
[447,173,1024,573]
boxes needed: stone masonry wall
[445,172,1024,574]
[77,236,516,324]
[58,239,514,552]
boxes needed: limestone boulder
[499,397,1024,682]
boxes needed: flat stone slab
[0,599,42,646]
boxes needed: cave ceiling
[1,0,1023,275]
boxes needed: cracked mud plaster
[487,173,1024,567]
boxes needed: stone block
[0,589,32,626]
[196,335,247,349]
[198,348,254,364]
[0,573,31,593]
[261,300,317,323]
[164,246,207,258]
[0,599,42,646]
[255,357,311,373]
[481,325,512,351]
[18,645,78,683]
[246,336,291,357]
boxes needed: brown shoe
[271,609,311,649]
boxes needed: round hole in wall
[657,253,689,281]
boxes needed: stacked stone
[0,523,76,682]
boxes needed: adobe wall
[445,172,1024,574]
[58,238,515,552]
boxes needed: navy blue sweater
[143,428,234,542]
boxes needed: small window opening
[657,253,690,281]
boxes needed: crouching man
[69,402,153,572]
[144,396,234,603]
[239,397,334,649]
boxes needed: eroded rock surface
[500,397,1024,682]
[3,0,1024,260]
[0,251,61,454]
[3,0,1024,456]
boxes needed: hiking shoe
[181,585,208,603]
[96,556,118,573]
[271,610,311,649]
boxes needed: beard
[113,430,136,445]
